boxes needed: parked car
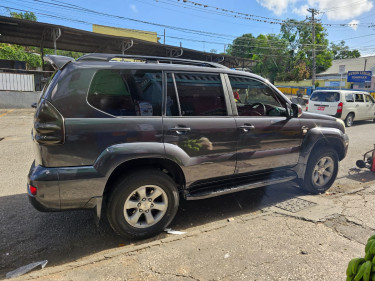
[28,54,349,239]
[306,90,375,127]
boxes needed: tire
[302,148,339,194]
[107,169,179,239]
[345,113,354,127]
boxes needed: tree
[226,32,298,83]
[251,34,290,83]
[226,20,333,82]
[8,10,37,21]
[226,33,257,59]
[330,40,360,59]
[280,19,332,77]
[0,43,41,69]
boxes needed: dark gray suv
[28,54,349,239]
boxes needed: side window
[345,93,354,102]
[365,95,374,103]
[355,94,364,102]
[170,73,227,116]
[228,75,286,117]
[87,69,162,116]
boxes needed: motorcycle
[356,144,375,172]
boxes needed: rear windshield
[310,91,340,102]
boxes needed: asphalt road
[0,109,374,279]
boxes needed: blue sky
[1,0,375,56]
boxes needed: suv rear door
[226,74,304,174]
[308,91,340,116]
[163,72,237,186]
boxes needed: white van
[306,90,375,126]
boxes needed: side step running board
[185,175,296,200]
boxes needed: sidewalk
[13,184,375,281]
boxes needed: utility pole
[307,8,319,89]
[163,29,166,44]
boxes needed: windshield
[310,91,340,102]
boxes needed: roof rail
[76,53,228,69]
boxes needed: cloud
[292,4,310,17]
[256,0,298,16]
[308,0,373,20]
[259,0,373,20]
[130,4,138,13]
[348,19,360,30]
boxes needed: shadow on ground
[338,169,375,184]
[0,183,305,279]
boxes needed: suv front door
[163,72,237,186]
[365,94,375,119]
[226,75,304,174]
[354,93,366,120]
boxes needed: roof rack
[76,53,228,69]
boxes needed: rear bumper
[27,162,60,211]
[333,112,342,118]
[28,190,56,212]
[27,161,105,212]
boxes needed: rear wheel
[302,148,339,194]
[345,113,354,127]
[107,169,179,239]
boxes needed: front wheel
[302,148,339,194]
[107,169,179,239]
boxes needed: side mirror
[31,102,37,108]
[291,103,303,118]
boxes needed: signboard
[339,65,346,74]
[347,71,372,82]
[324,81,345,87]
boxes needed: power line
[167,0,370,28]
[1,1,367,55]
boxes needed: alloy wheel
[123,185,168,228]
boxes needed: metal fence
[0,68,54,92]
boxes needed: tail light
[33,99,65,145]
[306,100,309,111]
[28,184,37,196]
[337,102,343,114]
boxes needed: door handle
[239,124,255,132]
[169,127,191,135]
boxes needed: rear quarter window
[87,69,163,116]
[310,92,340,102]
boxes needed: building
[316,56,375,90]
[92,24,158,43]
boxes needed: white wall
[0,73,35,91]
